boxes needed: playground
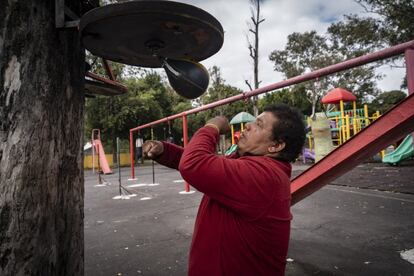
[84,161,414,275]
[2,1,414,275]
[80,5,414,273]
[84,81,414,275]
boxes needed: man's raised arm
[143,140,183,170]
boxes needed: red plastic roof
[321,88,356,104]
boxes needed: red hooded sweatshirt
[156,126,292,276]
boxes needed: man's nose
[245,122,252,130]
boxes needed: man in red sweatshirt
[143,104,306,275]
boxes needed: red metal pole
[182,115,190,192]
[405,48,414,148]
[86,71,128,92]
[102,58,116,81]
[129,130,135,179]
[406,49,414,93]
[91,130,95,174]
[92,129,100,174]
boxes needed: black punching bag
[163,58,209,99]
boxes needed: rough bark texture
[0,1,84,275]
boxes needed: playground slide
[291,92,414,205]
[93,139,112,174]
[382,135,413,164]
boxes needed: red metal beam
[291,93,414,205]
[405,48,414,146]
[86,71,127,92]
[102,58,116,81]
[130,39,414,133]
[129,131,135,180]
[406,49,414,94]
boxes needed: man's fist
[205,116,230,135]
[142,140,164,159]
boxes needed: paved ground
[85,159,414,276]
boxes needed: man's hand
[142,140,164,159]
[205,116,230,135]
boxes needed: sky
[169,0,406,94]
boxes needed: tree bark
[0,1,84,275]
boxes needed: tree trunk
[0,1,84,275]
[248,0,263,117]
[252,0,260,117]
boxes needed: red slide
[93,139,112,174]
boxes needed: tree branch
[245,80,253,91]
[248,45,255,59]
[251,17,257,25]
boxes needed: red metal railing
[129,39,414,194]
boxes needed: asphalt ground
[85,160,414,276]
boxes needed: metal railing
[129,39,414,194]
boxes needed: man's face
[237,111,278,156]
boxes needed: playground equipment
[302,148,315,162]
[55,0,223,187]
[383,135,414,165]
[224,111,256,156]
[304,88,384,163]
[91,129,112,175]
[130,39,414,203]
[225,136,239,156]
[321,88,381,145]
[322,88,357,145]
[78,0,223,99]
[309,113,334,162]
[229,111,255,144]
[292,93,414,204]
[113,137,136,199]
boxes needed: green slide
[382,135,414,165]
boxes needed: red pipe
[131,114,184,132]
[182,115,190,192]
[129,131,135,179]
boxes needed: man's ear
[268,142,285,154]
